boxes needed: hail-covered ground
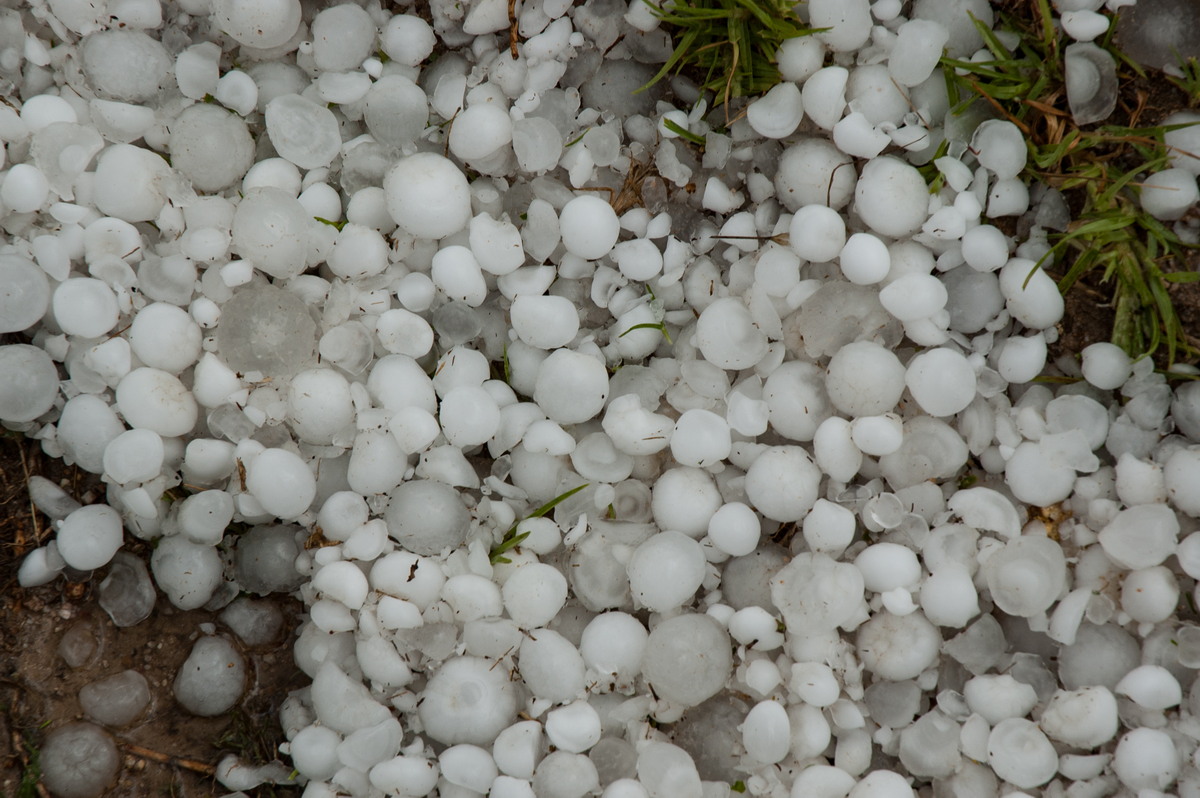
[3,0,1200,795]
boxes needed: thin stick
[124,743,217,776]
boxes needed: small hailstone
[728,606,785,650]
[825,341,906,417]
[1115,664,1182,710]
[801,67,850,131]
[384,153,472,240]
[839,232,891,284]
[440,745,498,794]
[627,531,706,612]
[559,195,620,260]
[56,504,123,570]
[418,656,519,745]
[854,156,929,238]
[502,563,568,628]
[1098,503,1179,569]
[116,368,198,438]
[53,277,119,338]
[854,543,921,593]
[1140,168,1200,220]
[962,674,1037,724]
[1080,341,1132,389]
[742,700,791,764]
[1112,728,1181,791]
[174,635,246,716]
[1040,686,1119,748]
[987,718,1058,789]
[919,564,979,627]
[694,297,769,370]
[802,499,857,556]
[905,348,977,417]
[533,349,610,425]
[512,295,580,349]
[1120,565,1179,623]
[670,409,731,468]
[745,445,822,523]
[746,82,804,139]
[579,612,647,684]
[789,204,847,263]
[889,19,950,86]
[706,502,761,557]
[545,700,602,753]
[244,448,315,521]
[432,246,488,307]
[450,103,514,162]
[982,534,1066,617]
[856,610,940,680]
[850,414,904,456]
[790,662,840,707]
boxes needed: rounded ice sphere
[1112,727,1180,791]
[777,35,824,82]
[839,232,891,284]
[580,612,647,682]
[215,284,317,377]
[234,525,304,594]
[288,368,354,445]
[889,19,950,86]
[1098,504,1179,569]
[745,445,821,522]
[512,295,580,349]
[854,156,929,238]
[382,14,437,66]
[918,564,978,627]
[1079,342,1131,390]
[291,725,341,780]
[0,345,58,423]
[559,195,620,260]
[970,120,1027,180]
[311,3,376,71]
[384,479,470,556]
[93,143,171,222]
[116,368,198,438]
[1115,664,1181,710]
[178,490,235,546]
[1,164,49,213]
[856,610,940,680]
[39,722,120,798]
[1166,448,1200,517]
[905,348,977,417]
[960,224,1008,272]
[212,0,302,48]
[1004,440,1077,507]
[370,754,439,796]
[707,502,761,557]
[151,535,223,610]
[810,0,871,51]
[449,103,514,161]
[982,534,1066,617]
[963,674,1037,724]
[987,718,1057,789]
[850,413,904,456]
[670,409,731,468]
[0,256,50,333]
[1140,168,1199,220]
[431,245,488,307]
[56,504,123,571]
[1120,565,1179,623]
[747,82,804,139]
[825,341,906,417]
[440,385,500,447]
[503,562,568,628]
[98,551,156,626]
[419,656,520,745]
[694,296,769,370]
[546,700,602,754]
[998,258,1065,329]
[803,499,856,557]
[1040,686,1119,748]
[855,542,921,593]
[80,670,151,727]
[535,751,600,798]
[364,75,429,149]
[650,467,721,538]
[385,152,472,239]
[129,302,202,372]
[533,349,610,425]
[54,277,119,338]
[102,428,164,485]
[642,613,732,707]
[174,635,246,716]
[81,30,171,102]
[169,104,254,192]
[789,203,847,263]
[742,700,791,764]
[59,395,125,476]
[628,531,706,612]
[775,138,856,211]
[231,187,310,280]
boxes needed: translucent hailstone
[419,656,520,745]
[533,349,610,425]
[982,535,1066,617]
[1112,728,1181,791]
[707,502,761,557]
[1004,440,1078,507]
[129,302,202,372]
[80,670,151,727]
[502,562,568,628]
[987,718,1057,789]
[440,745,499,794]
[856,610,940,680]
[1140,168,1200,220]
[384,153,472,239]
[810,0,872,51]
[628,531,706,612]
[1115,664,1182,710]
[56,504,123,570]
[512,295,580,349]
[169,104,255,192]
[519,628,586,703]
[0,344,58,423]
[215,284,317,377]
[212,0,302,48]
[1080,341,1132,390]
[745,445,821,522]
[58,395,125,475]
[694,296,769,370]
[98,551,156,626]
[854,156,929,238]
[1098,503,1179,569]
[775,138,856,211]
[384,479,470,556]
[559,195,620,260]
[0,256,49,333]
[53,277,119,338]
[772,552,865,631]
[889,19,950,86]
[116,368,198,438]
[1,164,49,213]
[80,30,171,102]
[641,613,733,707]
[545,700,602,753]
[905,348,977,417]
[825,341,906,417]
[1121,565,1179,623]
[898,710,960,779]
[265,94,341,171]
[234,525,303,595]
[363,75,429,149]
[382,14,437,66]
[174,636,246,716]
[231,188,312,281]
[971,120,1027,181]
[39,722,121,798]
[1064,42,1118,126]
[151,535,223,609]
[311,3,376,71]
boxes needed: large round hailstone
[311,3,376,71]
[169,104,255,192]
[288,368,355,445]
[970,119,1027,180]
[763,360,831,442]
[0,256,50,333]
[129,302,203,372]
[559,195,620,260]
[746,82,804,139]
[775,138,856,211]
[512,295,580,349]
[788,204,846,263]
[1112,728,1181,791]
[234,525,304,594]
[854,156,929,238]
[364,76,430,149]
[982,534,1066,617]
[627,531,706,612]
[502,563,568,628]
[825,341,906,417]
[81,31,171,102]
[856,610,941,680]
[694,296,769,370]
[772,552,864,631]
[1080,341,1132,390]
[56,504,123,570]
[440,386,501,447]
[212,0,302,48]
[102,428,164,485]
[1039,686,1119,748]
[53,277,119,338]
[1140,168,1200,220]
[419,656,520,745]
[579,612,648,683]
[904,348,977,417]
[39,722,121,798]
[57,395,125,475]
[384,152,472,239]
[0,345,58,423]
[265,94,341,170]
[384,479,470,556]
[670,409,731,468]
[151,535,223,610]
[1004,440,1077,507]
[745,446,821,522]
[215,284,317,377]
[115,368,198,438]
[520,629,587,703]
[642,613,733,707]
[174,636,246,716]
[651,467,722,537]
[449,103,515,161]
[245,448,315,520]
[92,143,171,222]
[533,349,610,425]
[231,187,310,280]
[1098,504,1179,569]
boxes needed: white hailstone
[611,238,663,281]
[1121,566,1179,623]
[670,409,731,468]
[212,0,301,47]
[960,224,1009,272]
[879,274,947,322]
[987,719,1057,789]
[856,610,939,680]
[790,662,840,706]
[385,153,472,239]
[1039,686,1119,748]
[1115,665,1182,710]
[1080,342,1132,390]
[54,277,119,338]
[545,700,602,754]
[810,0,871,51]
[470,213,525,276]
[998,258,1064,329]
[432,245,488,307]
[580,612,647,683]
[789,204,847,263]
[440,385,501,447]
[772,553,865,632]
[116,368,198,438]
[793,767,857,798]
[839,232,891,284]
[747,82,804,139]
[502,563,568,628]
[889,19,950,86]
[1,163,49,212]
[328,224,389,281]
[371,551,445,609]
[170,104,254,192]
[177,490,234,546]
[963,674,1037,724]
[971,120,1027,180]
[801,66,849,131]
[762,361,830,442]
[813,417,862,483]
[755,244,801,296]
[19,545,63,588]
[641,613,732,707]
[288,368,354,445]
[559,195,620,260]
[745,445,821,522]
[803,499,857,556]
[0,256,50,334]
[854,156,929,238]
[742,700,791,764]
[1166,448,1200,517]
[729,606,785,650]
[151,535,223,610]
[382,14,437,66]
[1140,168,1200,220]
[512,295,580,349]
[1004,440,1078,507]
[129,302,202,372]
[534,349,609,425]
[103,428,164,484]
[847,770,914,798]
[777,35,825,82]
[370,755,439,797]
[56,504,123,570]
[825,341,906,417]
[449,103,514,162]
[628,531,706,612]
[1098,503,1179,569]
[442,574,503,622]
[833,112,891,159]
[313,560,369,611]
[1165,111,1200,174]
[905,348,977,417]
[245,448,315,520]
[1112,728,1180,791]
[310,3,375,71]
[919,564,979,627]
[264,94,341,171]
[493,722,543,781]
[775,138,856,211]
[982,534,1066,617]
[694,296,769,370]
[58,394,125,475]
[707,502,761,557]
[519,629,586,704]
[650,467,721,538]
[231,188,309,280]
[419,656,519,745]
[996,334,1047,383]
[602,395,673,456]
[850,413,904,456]
[93,143,171,222]
[855,542,921,593]
[439,745,498,794]
[291,725,342,780]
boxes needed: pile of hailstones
[5,0,1200,795]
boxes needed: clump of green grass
[940,0,1200,365]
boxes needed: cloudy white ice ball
[384,153,472,239]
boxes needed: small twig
[124,743,217,776]
[508,0,519,59]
